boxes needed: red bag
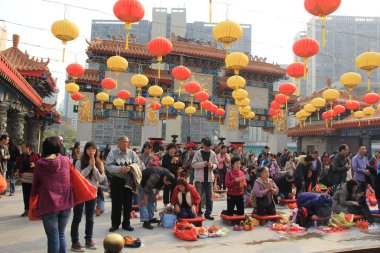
[70,162,97,205]
[307,183,312,192]
[29,195,42,221]
[173,222,198,241]
[0,173,6,193]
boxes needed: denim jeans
[5,171,15,193]
[139,186,155,222]
[70,198,96,243]
[96,196,105,214]
[42,209,71,253]
[194,182,213,216]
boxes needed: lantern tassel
[358,120,361,127]
[286,101,288,111]
[317,111,320,120]
[209,0,212,23]
[167,107,169,119]
[325,120,328,128]
[322,16,326,47]
[296,81,300,96]
[158,61,161,79]
[219,117,221,124]
[125,32,129,50]
[309,117,311,125]
[367,74,371,91]
[338,114,341,123]
[62,47,65,62]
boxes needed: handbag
[161,213,177,228]
[69,160,97,205]
[21,172,33,184]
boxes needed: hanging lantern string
[209,0,212,23]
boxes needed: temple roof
[86,39,285,77]
[2,35,50,71]
[287,123,337,137]
[73,69,100,84]
[334,110,380,129]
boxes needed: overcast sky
[1,0,379,106]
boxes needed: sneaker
[71,242,85,252]
[205,215,214,220]
[85,239,98,250]
[143,221,154,230]
[21,211,28,217]
[108,226,118,232]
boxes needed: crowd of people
[1,133,380,252]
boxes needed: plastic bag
[173,222,198,241]
[69,161,97,205]
[29,195,42,221]
[0,173,6,193]
[161,213,177,228]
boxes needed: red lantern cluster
[118,90,131,100]
[66,63,85,80]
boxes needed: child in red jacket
[222,157,247,215]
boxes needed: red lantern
[172,65,191,81]
[304,0,341,46]
[201,100,212,110]
[293,38,319,64]
[363,93,380,107]
[66,63,85,80]
[286,62,308,79]
[113,0,145,49]
[172,65,191,96]
[274,94,288,105]
[184,82,202,94]
[135,96,146,105]
[333,104,346,122]
[279,82,297,96]
[268,108,278,116]
[215,108,225,124]
[101,78,117,90]
[208,104,218,113]
[195,91,209,102]
[118,90,131,100]
[270,101,281,110]
[149,102,161,111]
[345,100,360,113]
[147,37,173,79]
[71,92,83,101]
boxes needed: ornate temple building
[0,34,60,152]
[74,37,285,150]
[287,86,377,153]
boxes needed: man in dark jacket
[139,167,175,229]
[331,144,351,187]
[310,151,322,189]
[276,172,294,201]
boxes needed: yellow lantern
[161,96,175,118]
[311,97,327,120]
[322,88,340,110]
[236,98,250,107]
[363,106,376,126]
[299,109,311,118]
[113,98,125,115]
[353,110,365,126]
[107,55,128,87]
[227,75,246,90]
[232,88,248,101]
[173,101,185,112]
[225,52,249,75]
[339,72,362,100]
[239,105,251,115]
[246,111,256,120]
[185,106,196,123]
[131,74,149,96]
[65,82,80,94]
[51,19,79,62]
[295,111,306,128]
[96,92,109,111]
[148,85,164,100]
[212,21,243,49]
[304,103,316,124]
[355,51,380,91]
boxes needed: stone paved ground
[1,185,380,253]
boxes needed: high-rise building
[91,8,252,54]
[299,16,380,97]
[62,91,78,130]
